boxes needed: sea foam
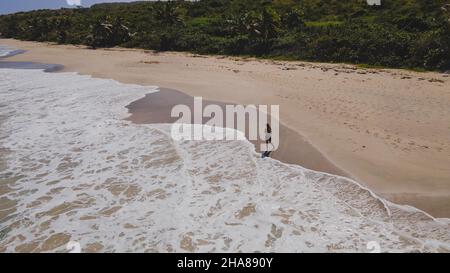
[0,46,14,57]
[0,46,24,58]
[0,68,449,253]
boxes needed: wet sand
[0,48,25,59]
[1,39,449,217]
[125,88,348,177]
[0,61,63,72]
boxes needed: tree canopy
[0,0,449,70]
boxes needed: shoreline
[125,88,348,178]
[1,67,449,253]
[1,39,450,218]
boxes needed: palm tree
[24,18,41,40]
[54,18,71,44]
[442,4,450,23]
[259,7,280,42]
[110,17,131,45]
[282,9,305,30]
[225,11,259,36]
[225,8,280,41]
[154,1,183,26]
[87,17,131,48]
[0,17,18,38]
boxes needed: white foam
[0,46,15,57]
[0,68,449,253]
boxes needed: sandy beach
[1,38,450,218]
[125,88,347,178]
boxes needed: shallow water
[0,45,62,72]
[0,61,63,72]
[0,45,25,59]
[0,68,449,253]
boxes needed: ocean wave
[0,45,12,57]
[0,68,448,252]
[0,45,24,58]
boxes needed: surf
[0,68,448,253]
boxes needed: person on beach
[262,123,272,158]
[265,123,272,145]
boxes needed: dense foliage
[1,0,449,70]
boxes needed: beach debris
[281,66,297,71]
[139,60,160,64]
[429,78,444,83]
[191,54,208,58]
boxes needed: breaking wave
[0,46,24,58]
[0,68,449,253]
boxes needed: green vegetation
[0,0,449,70]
